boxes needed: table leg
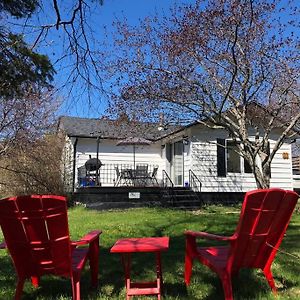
[121,253,132,300]
[120,252,164,299]
[156,252,163,299]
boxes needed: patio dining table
[117,166,154,187]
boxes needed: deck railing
[162,170,174,188]
[189,170,202,192]
[77,163,159,187]
[293,174,300,190]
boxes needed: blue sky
[30,0,195,118]
[9,0,298,119]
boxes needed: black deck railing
[162,170,174,188]
[77,163,159,187]
[189,170,202,192]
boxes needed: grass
[0,205,299,299]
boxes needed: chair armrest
[185,230,236,242]
[0,241,6,249]
[71,230,102,246]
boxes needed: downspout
[183,136,189,187]
[72,138,78,192]
[182,140,185,187]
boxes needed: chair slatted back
[115,166,120,177]
[0,195,72,278]
[136,165,148,177]
[230,189,298,270]
[151,167,158,178]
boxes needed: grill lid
[85,158,102,171]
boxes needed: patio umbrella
[116,137,152,169]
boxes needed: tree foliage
[106,0,300,188]
[0,1,105,194]
[0,0,54,97]
[1,0,105,108]
[0,32,54,98]
[0,1,69,159]
[0,0,38,18]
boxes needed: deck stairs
[161,169,202,210]
[161,187,202,210]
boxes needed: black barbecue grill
[85,158,102,171]
[81,157,103,186]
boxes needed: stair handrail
[162,170,174,188]
[189,170,202,192]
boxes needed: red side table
[110,237,169,300]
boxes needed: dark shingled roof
[58,116,183,141]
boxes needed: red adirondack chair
[184,188,299,300]
[0,195,102,300]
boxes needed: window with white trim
[226,141,241,173]
[217,139,255,176]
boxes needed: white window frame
[226,140,259,174]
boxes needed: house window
[244,159,252,173]
[217,138,255,176]
[217,138,226,177]
[226,141,241,173]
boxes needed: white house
[58,116,294,193]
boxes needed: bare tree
[105,0,300,189]
[0,88,62,195]
[32,0,105,101]
[0,133,65,197]
[0,90,59,156]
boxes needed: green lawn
[0,205,299,299]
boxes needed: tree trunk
[253,163,271,189]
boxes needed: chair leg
[115,176,121,186]
[14,278,25,300]
[263,267,277,294]
[31,276,39,287]
[185,235,197,285]
[89,237,100,288]
[220,272,233,300]
[71,275,81,300]
[184,253,193,285]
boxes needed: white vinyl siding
[269,141,293,190]
[74,138,164,187]
[62,124,293,192]
[189,127,293,192]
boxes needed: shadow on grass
[0,207,299,299]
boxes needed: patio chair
[135,164,148,177]
[184,188,299,300]
[149,166,159,186]
[0,195,102,300]
[134,164,148,186]
[115,167,134,186]
[144,166,159,186]
[114,166,121,186]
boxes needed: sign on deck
[128,192,141,199]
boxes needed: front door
[166,141,184,186]
[173,141,184,186]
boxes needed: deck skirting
[69,187,245,210]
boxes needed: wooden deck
[72,186,164,210]
[70,186,244,210]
